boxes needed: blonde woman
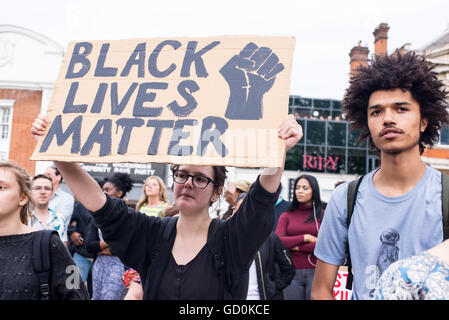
[0,161,88,299]
[136,176,170,217]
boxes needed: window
[285,96,378,175]
[0,100,13,140]
[292,107,311,118]
[332,100,342,110]
[326,146,346,173]
[294,97,312,107]
[284,144,303,171]
[0,108,10,139]
[327,122,346,147]
[306,120,325,145]
[348,128,366,148]
[347,149,367,175]
[440,123,449,145]
[314,99,331,109]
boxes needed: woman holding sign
[31,114,302,299]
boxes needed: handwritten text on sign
[31,37,295,167]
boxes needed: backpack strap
[146,216,178,299]
[441,172,449,240]
[33,230,59,300]
[207,218,231,299]
[345,175,364,290]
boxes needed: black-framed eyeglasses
[172,170,217,189]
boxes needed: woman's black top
[156,245,221,299]
[0,231,89,300]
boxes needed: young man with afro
[311,52,449,300]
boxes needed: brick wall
[422,147,449,159]
[349,43,369,76]
[0,89,41,176]
[373,23,389,56]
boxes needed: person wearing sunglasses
[31,114,302,300]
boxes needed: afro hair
[342,51,449,154]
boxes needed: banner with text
[31,36,295,167]
[79,162,167,184]
[333,266,353,300]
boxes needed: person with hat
[222,180,252,220]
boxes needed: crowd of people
[0,52,448,300]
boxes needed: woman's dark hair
[106,173,133,199]
[287,174,323,222]
[343,51,449,154]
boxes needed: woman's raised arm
[31,114,106,212]
[259,114,303,193]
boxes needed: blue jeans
[73,252,92,282]
[283,268,315,300]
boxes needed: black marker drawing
[376,228,400,276]
[220,42,284,120]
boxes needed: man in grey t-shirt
[311,52,449,300]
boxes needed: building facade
[0,25,170,204]
[415,27,449,174]
[0,25,63,175]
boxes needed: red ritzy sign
[303,155,339,171]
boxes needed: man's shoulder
[54,188,74,202]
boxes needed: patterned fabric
[30,208,68,242]
[48,188,75,224]
[121,268,141,289]
[375,251,449,300]
[139,202,169,217]
[92,255,126,300]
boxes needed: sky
[2,0,449,100]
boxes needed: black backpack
[32,229,59,300]
[145,216,233,299]
[345,172,449,290]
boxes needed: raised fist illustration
[220,42,284,120]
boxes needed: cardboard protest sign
[31,36,296,167]
[333,266,353,300]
